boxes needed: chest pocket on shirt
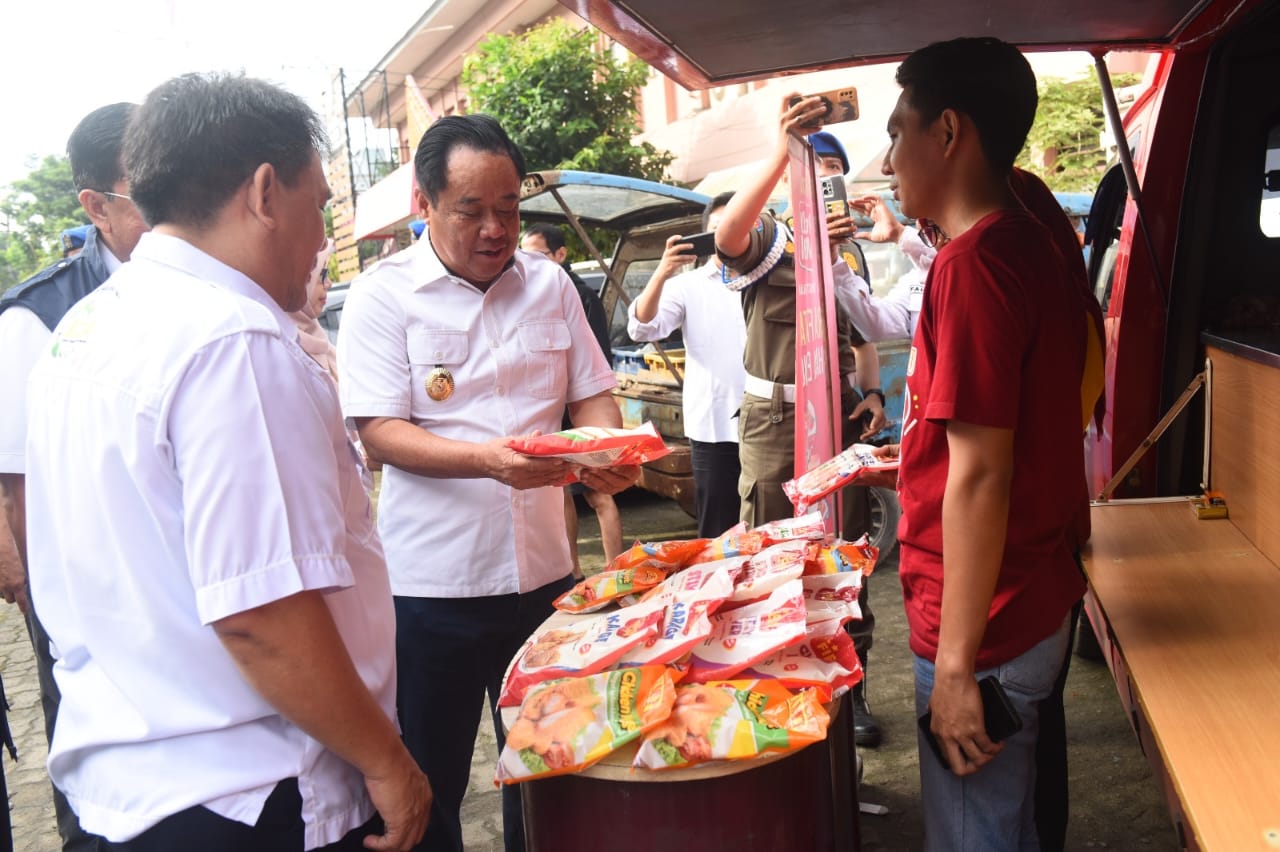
[517,319,571,400]
[758,271,797,328]
[407,329,468,412]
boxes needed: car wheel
[867,486,900,560]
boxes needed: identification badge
[426,366,455,401]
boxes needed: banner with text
[787,133,844,534]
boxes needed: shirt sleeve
[626,276,687,342]
[560,274,617,404]
[0,307,53,474]
[166,332,354,624]
[900,227,937,273]
[833,264,913,342]
[337,281,412,420]
[924,246,1030,430]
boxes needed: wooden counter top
[1082,500,1280,851]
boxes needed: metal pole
[1097,370,1206,501]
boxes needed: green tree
[1019,72,1140,192]
[461,20,674,180]
[1,155,86,294]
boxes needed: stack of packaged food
[494,512,878,784]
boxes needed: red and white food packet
[499,597,667,706]
[754,511,829,543]
[684,580,808,684]
[553,566,669,614]
[783,444,899,514]
[803,536,879,576]
[727,540,808,604]
[801,572,864,624]
[737,617,864,701]
[618,569,737,668]
[506,423,670,484]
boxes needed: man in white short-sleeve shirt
[627,191,747,537]
[24,74,430,852]
[337,114,638,852]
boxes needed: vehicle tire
[867,487,900,560]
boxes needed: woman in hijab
[290,238,338,383]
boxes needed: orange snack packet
[606,537,711,574]
[684,580,808,684]
[496,666,676,784]
[553,566,669,614]
[499,597,667,706]
[803,536,879,577]
[633,679,829,770]
[506,423,670,485]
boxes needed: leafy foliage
[461,20,673,181]
[1019,72,1141,192]
[1,156,86,294]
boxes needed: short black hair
[66,103,136,192]
[414,114,526,205]
[523,222,566,253]
[895,37,1037,172]
[124,73,327,228]
[703,191,735,230]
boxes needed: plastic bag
[736,617,864,701]
[497,666,676,784]
[801,572,864,624]
[783,444,899,514]
[618,568,738,668]
[507,423,670,484]
[727,540,808,604]
[633,679,829,770]
[684,580,808,684]
[803,536,879,577]
[606,537,711,575]
[553,566,669,614]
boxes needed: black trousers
[689,439,742,538]
[86,779,383,851]
[1034,598,1083,851]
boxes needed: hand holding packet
[507,422,670,485]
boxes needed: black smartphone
[917,676,1023,772]
[679,231,717,258]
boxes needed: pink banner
[787,134,844,533]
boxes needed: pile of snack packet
[782,443,899,514]
[494,512,878,785]
[507,423,670,485]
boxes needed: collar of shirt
[131,232,297,338]
[410,230,524,294]
[100,240,123,275]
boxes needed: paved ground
[1,488,1181,850]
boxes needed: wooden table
[1081,500,1280,851]
[500,611,862,851]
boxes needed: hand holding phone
[679,231,717,258]
[788,87,860,129]
[918,676,1022,774]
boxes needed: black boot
[852,676,882,748]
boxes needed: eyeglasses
[917,218,948,249]
[100,191,133,203]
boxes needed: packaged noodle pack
[633,679,829,770]
[618,568,738,668]
[727,540,808,604]
[684,580,808,683]
[507,423,670,484]
[783,444,899,514]
[803,537,879,576]
[689,512,825,566]
[801,572,864,624]
[737,617,864,701]
[499,597,667,706]
[497,666,676,784]
[607,537,711,574]
[554,566,669,614]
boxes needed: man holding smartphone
[883,38,1092,850]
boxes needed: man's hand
[579,464,640,496]
[856,443,900,489]
[778,93,827,149]
[850,393,887,440]
[656,234,698,280]
[851,195,905,245]
[485,437,571,490]
[0,548,28,614]
[925,672,1003,777]
[826,209,856,249]
[362,753,433,851]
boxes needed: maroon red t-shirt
[898,208,1088,669]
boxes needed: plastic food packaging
[606,537,711,574]
[506,423,670,484]
[496,666,676,784]
[727,540,809,604]
[499,597,668,706]
[618,568,738,668]
[619,556,746,607]
[783,444,900,514]
[803,537,879,576]
[736,617,864,701]
[684,580,808,683]
[801,572,864,624]
[753,512,829,542]
[633,679,829,770]
[553,566,669,614]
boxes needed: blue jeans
[394,575,574,852]
[914,615,1071,852]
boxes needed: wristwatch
[862,387,886,407]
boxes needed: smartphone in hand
[679,231,717,258]
[918,676,1023,772]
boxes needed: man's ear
[78,189,110,229]
[937,109,961,156]
[245,163,278,229]
[552,246,568,264]
[413,186,431,219]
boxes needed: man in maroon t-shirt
[881,37,1091,850]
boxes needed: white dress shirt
[0,240,121,474]
[834,227,936,342]
[626,261,746,443]
[25,233,395,848]
[338,239,616,598]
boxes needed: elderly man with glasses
[0,101,147,852]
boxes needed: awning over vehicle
[559,0,1253,88]
[520,170,709,230]
[353,161,418,241]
